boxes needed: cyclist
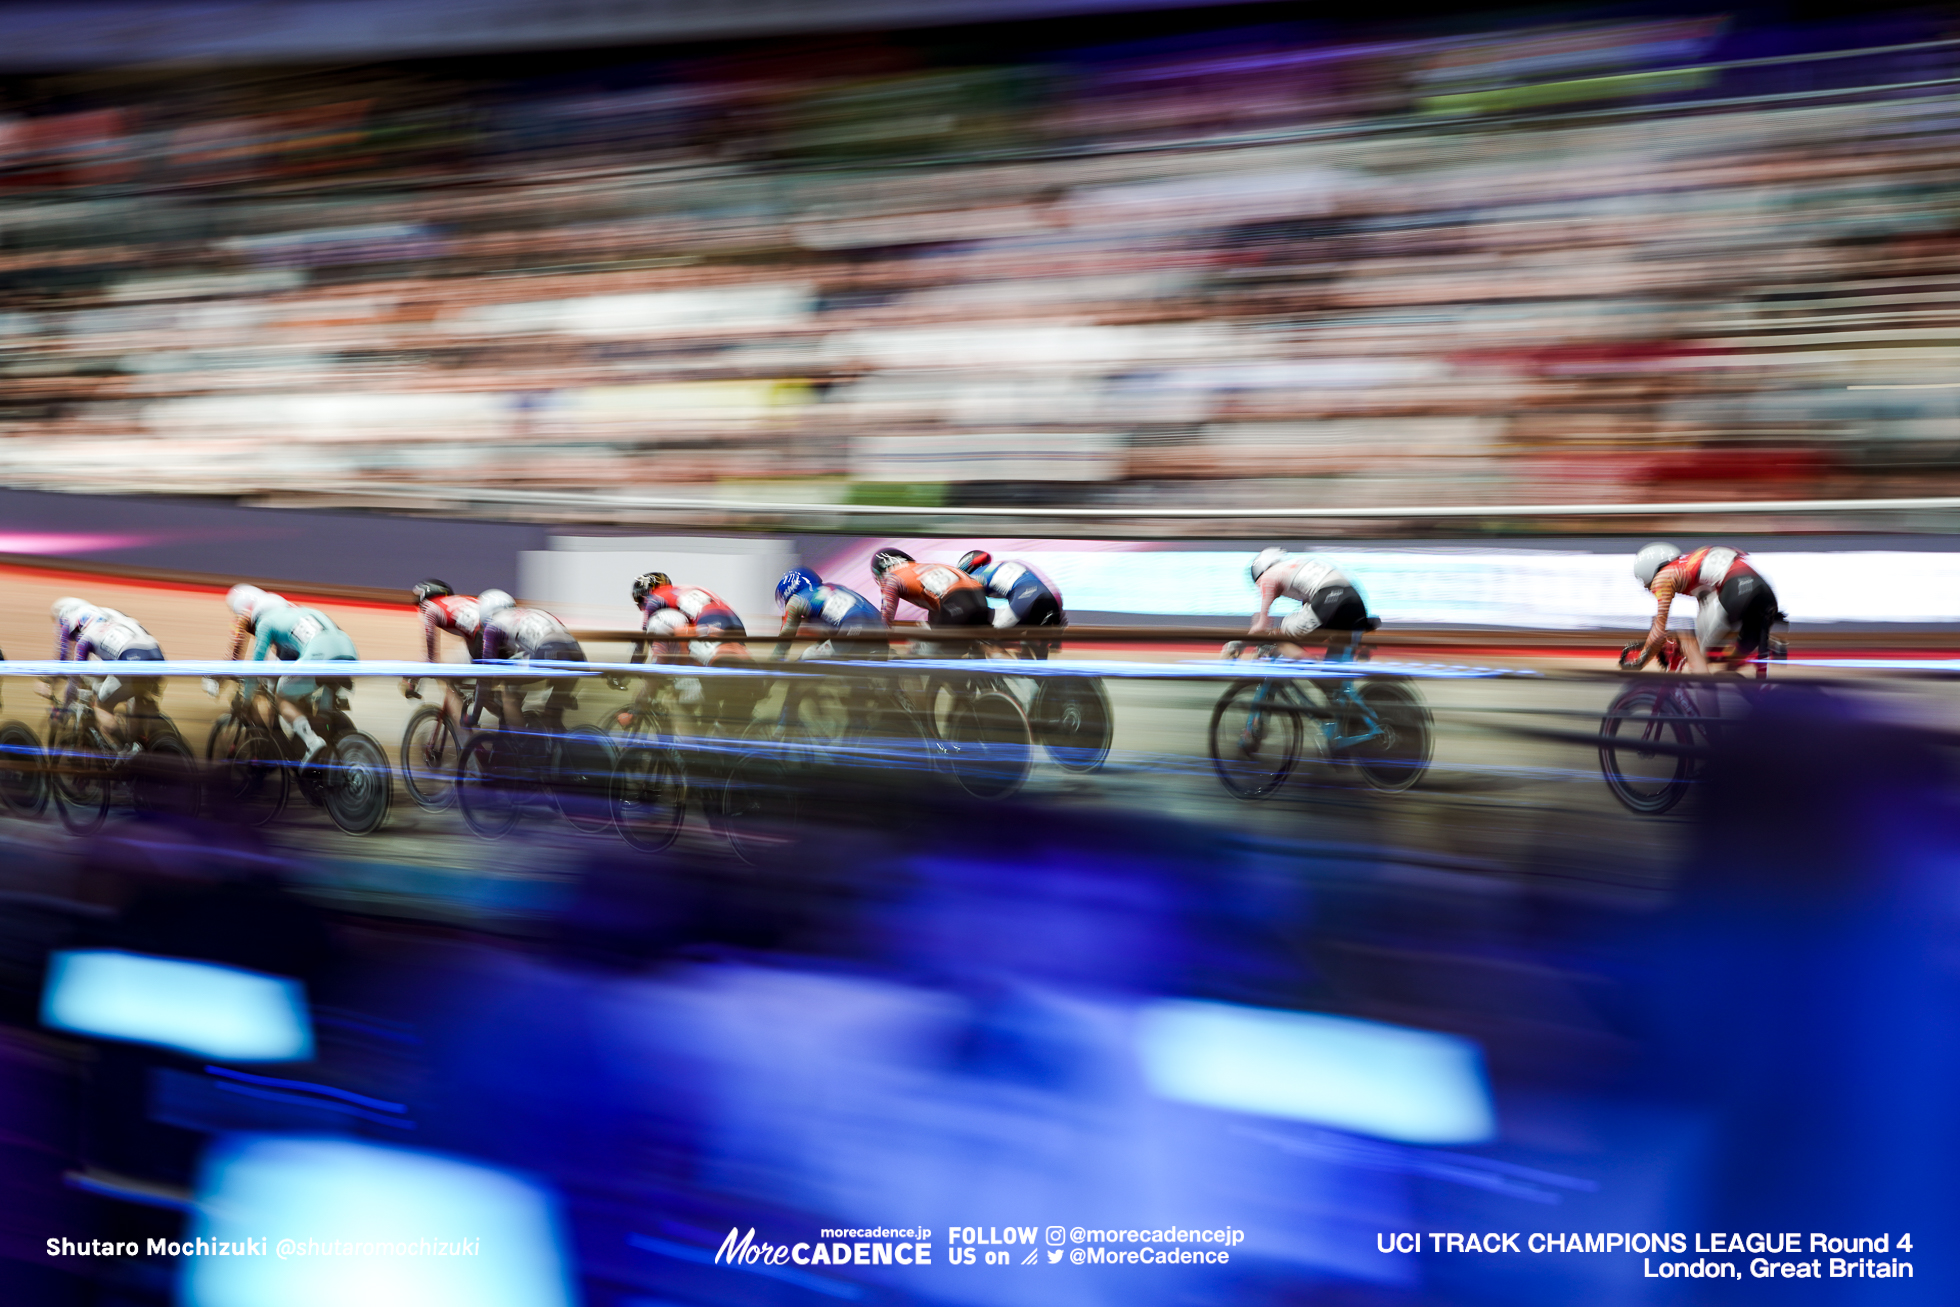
[230,586,358,765]
[472,589,586,734]
[50,598,166,752]
[1223,548,1375,661]
[956,549,1065,658]
[401,579,486,730]
[873,548,990,633]
[771,567,885,661]
[623,570,759,731]
[1627,542,1783,674]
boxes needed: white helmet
[1633,542,1679,589]
[477,588,514,618]
[252,593,290,619]
[1249,547,1288,584]
[226,584,266,618]
[51,597,99,636]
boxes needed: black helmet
[631,571,671,607]
[956,549,991,574]
[411,578,454,606]
[869,548,913,579]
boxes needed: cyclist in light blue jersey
[226,584,357,763]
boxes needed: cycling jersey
[1649,546,1778,658]
[59,609,165,710]
[1659,546,1748,600]
[1252,556,1369,641]
[636,583,747,665]
[480,605,579,663]
[420,594,483,662]
[775,582,884,660]
[879,561,989,628]
[973,559,1065,628]
[246,606,358,702]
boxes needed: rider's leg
[274,695,328,761]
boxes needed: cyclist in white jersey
[473,590,587,732]
[50,597,166,751]
[1223,548,1375,661]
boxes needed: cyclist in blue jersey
[226,584,358,763]
[956,549,1065,658]
[771,567,886,661]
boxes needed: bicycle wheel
[321,731,392,836]
[400,705,464,811]
[128,728,201,818]
[1335,679,1433,793]
[552,725,618,834]
[0,721,46,817]
[943,689,1034,800]
[1031,675,1112,773]
[455,731,521,838]
[210,719,289,826]
[718,748,801,866]
[1207,680,1302,800]
[46,718,109,835]
[613,741,687,852]
[1598,684,1699,815]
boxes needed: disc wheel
[552,725,618,834]
[400,705,464,812]
[1207,680,1302,800]
[718,748,801,866]
[210,718,289,827]
[613,741,687,852]
[455,731,521,839]
[1031,675,1112,773]
[320,731,392,836]
[1333,679,1433,793]
[943,689,1033,800]
[128,728,201,818]
[46,717,109,835]
[1599,684,1699,815]
[0,721,46,817]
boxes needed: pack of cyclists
[26,539,1785,823]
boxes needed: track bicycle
[44,688,199,834]
[205,683,392,835]
[1207,646,1433,800]
[399,681,471,812]
[1598,633,1786,815]
[453,708,619,840]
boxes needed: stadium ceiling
[0,0,1245,69]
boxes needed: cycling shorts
[1004,577,1064,628]
[275,630,358,703]
[1278,585,1370,640]
[928,589,991,628]
[96,645,165,710]
[1697,567,1780,658]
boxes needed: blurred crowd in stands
[0,11,1956,514]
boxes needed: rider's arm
[879,576,901,625]
[1632,571,1678,665]
[772,596,809,662]
[226,615,253,662]
[54,630,79,702]
[1246,572,1285,636]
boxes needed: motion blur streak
[1135,999,1496,1143]
[40,950,313,1062]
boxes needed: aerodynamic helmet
[775,567,821,611]
[631,571,670,607]
[956,550,992,575]
[51,597,99,636]
[477,589,515,618]
[869,548,913,580]
[1249,547,1288,585]
[226,584,266,619]
[1634,542,1680,589]
[411,578,454,606]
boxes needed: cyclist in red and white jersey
[1627,542,1783,673]
[623,570,758,730]
[400,579,487,730]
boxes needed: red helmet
[956,550,992,574]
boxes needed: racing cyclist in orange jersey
[1626,542,1784,675]
[872,549,992,635]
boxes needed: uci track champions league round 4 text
[1379,1229,1916,1283]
